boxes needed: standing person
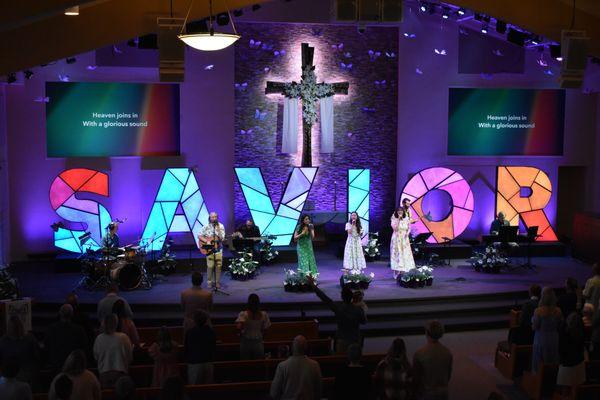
[390,207,415,279]
[185,310,216,385]
[270,336,322,400]
[308,277,366,354]
[148,327,180,388]
[180,272,213,332]
[198,212,226,289]
[294,215,317,276]
[48,350,100,400]
[509,284,542,345]
[373,338,412,400]
[557,313,586,398]
[93,314,132,389]
[531,287,563,372]
[0,316,40,385]
[0,358,32,400]
[583,262,600,308]
[44,304,88,372]
[333,344,371,400]
[412,321,453,400]
[557,278,580,319]
[343,212,366,272]
[97,284,134,322]
[236,293,271,360]
[112,300,140,348]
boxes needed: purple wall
[396,10,598,240]
[0,86,8,264]
[5,49,234,260]
[233,23,398,232]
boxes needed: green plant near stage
[228,252,259,280]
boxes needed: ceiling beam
[0,0,269,76]
[451,0,599,56]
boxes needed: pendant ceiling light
[178,0,240,51]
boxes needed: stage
[14,248,593,336]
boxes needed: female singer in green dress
[294,215,318,275]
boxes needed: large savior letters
[50,168,111,253]
[400,167,474,244]
[496,166,557,241]
[235,167,318,246]
[348,169,370,242]
[141,168,210,251]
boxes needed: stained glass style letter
[141,168,210,251]
[49,168,111,253]
[496,166,557,241]
[235,167,318,246]
[400,167,474,243]
[348,169,370,242]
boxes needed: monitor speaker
[336,0,357,21]
[560,30,589,88]
[157,17,185,82]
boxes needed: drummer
[102,222,120,251]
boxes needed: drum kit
[77,241,153,291]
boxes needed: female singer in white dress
[343,212,366,271]
[390,207,416,278]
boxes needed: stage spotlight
[481,25,488,34]
[550,44,562,61]
[24,70,34,79]
[64,6,79,16]
[419,2,428,13]
[252,4,261,11]
[6,73,16,84]
[216,12,230,26]
[233,9,243,17]
[441,7,449,19]
[457,8,465,16]
[507,28,526,46]
[496,20,507,34]
[66,57,77,64]
[530,35,540,46]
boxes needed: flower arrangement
[364,232,381,261]
[259,238,279,264]
[283,65,334,125]
[469,246,508,273]
[228,252,260,281]
[341,270,375,290]
[398,266,434,288]
[0,265,18,300]
[283,269,319,292]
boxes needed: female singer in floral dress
[343,212,366,272]
[294,215,318,275]
[390,207,416,278]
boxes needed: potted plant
[469,246,508,273]
[228,252,259,281]
[398,266,434,288]
[0,265,18,300]
[341,270,374,290]
[283,269,318,292]
[364,232,381,261]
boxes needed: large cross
[265,43,349,167]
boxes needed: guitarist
[233,219,261,259]
[199,212,226,289]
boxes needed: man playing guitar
[198,212,226,289]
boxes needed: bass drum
[110,261,142,290]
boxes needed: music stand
[520,226,538,270]
[412,232,432,265]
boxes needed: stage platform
[13,247,592,337]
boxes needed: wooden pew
[551,384,600,400]
[36,377,336,400]
[494,343,532,380]
[521,362,559,400]
[127,353,385,387]
[137,320,320,345]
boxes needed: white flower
[370,272,375,278]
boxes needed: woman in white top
[236,294,271,360]
[390,207,416,279]
[343,212,366,272]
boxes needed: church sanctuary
[1,1,600,399]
